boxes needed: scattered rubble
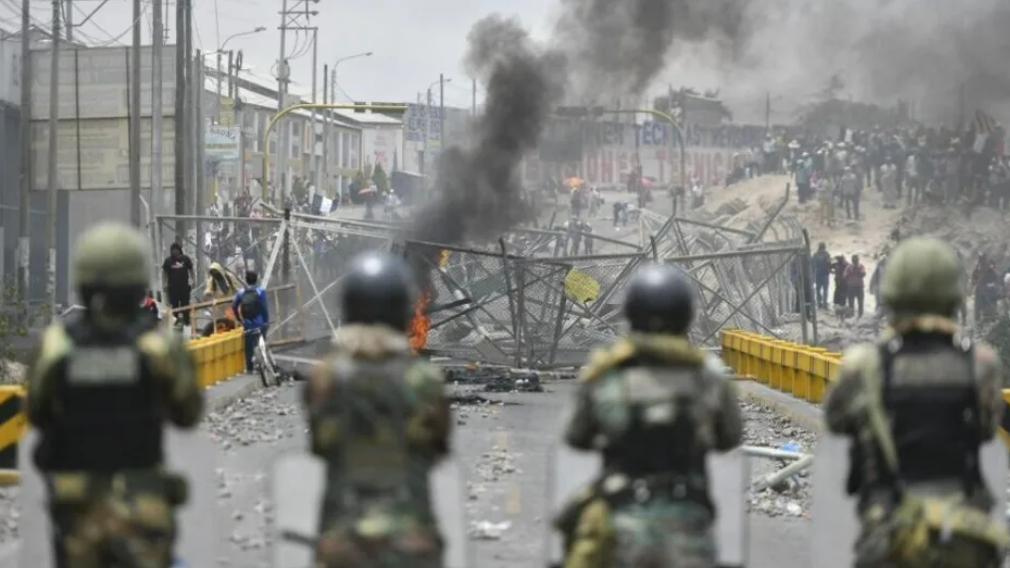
[205,385,302,450]
[0,487,19,542]
[742,400,817,519]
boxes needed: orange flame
[408,251,448,354]
[409,290,432,353]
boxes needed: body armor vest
[879,335,981,490]
[602,364,707,479]
[41,318,162,472]
[322,355,432,513]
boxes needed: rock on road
[206,379,814,567]
[0,378,814,568]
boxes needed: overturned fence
[150,184,816,369]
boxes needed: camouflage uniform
[558,333,743,568]
[24,222,204,568]
[823,237,1005,568]
[304,323,451,568]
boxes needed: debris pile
[444,365,544,393]
[742,400,816,518]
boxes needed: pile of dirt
[696,176,1010,352]
[893,205,1009,268]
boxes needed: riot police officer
[554,263,744,568]
[24,221,204,567]
[820,237,1008,568]
[303,252,453,568]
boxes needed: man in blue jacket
[233,270,269,373]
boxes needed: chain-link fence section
[669,245,813,347]
[150,183,818,368]
[152,209,398,348]
[401,240,645,368]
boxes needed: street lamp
[213,26,268,116]
[221,26,267,50]
[330,51,374,102]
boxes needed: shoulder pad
[838,343,881,383]
[34,323,74,376]
[579,340,636,383]
[136,328,174,359]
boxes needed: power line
[70,0,148,45]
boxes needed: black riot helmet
[339,252,417,330]
[623,263,696,334]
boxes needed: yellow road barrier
[0,329,247,486]
[721,329,841,404]
[722,329,1010,445]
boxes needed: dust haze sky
[5,0,1009,125]
[0,0,566,110]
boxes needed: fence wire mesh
[151,187,818,368]
[671,246,811,347]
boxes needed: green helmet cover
[880,236,964,311]
[73,222,151,288]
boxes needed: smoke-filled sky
[674,0,1010,123]
[17,0,1009,124]
[410,0,747,245]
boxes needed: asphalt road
[0,377,813,568]
[208,379,812,568]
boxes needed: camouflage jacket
[304,323,451,530]
[564,333,744,464]
[824,316,1004,497]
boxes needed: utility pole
[173,0,187,242]
[46,0,60,317]
[17,0,31,310]
[151,0,163,232]
[309,27,318,187]
[232,51,246,196]
[183,0,192,247]
[439,73,445,149]
[472,77,476,117]
[320,63,328,194]
[194,52,206,283]
[275,0,289,202]
[764,92,770,131]
[129,0,142,227]
[276,0,318,202]
[163,0,171,43]
[216,51,223,123]
[65,0,73,41]
[423,89,430,177]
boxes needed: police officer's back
[558,263,743,568]
[304,252,451,568]
[823,237,1008,568]
[24,222,204,567]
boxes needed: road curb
[207,374,264,414]
[736,380,825,434]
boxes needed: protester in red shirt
[141,290,160,324]
[843,254,867,317]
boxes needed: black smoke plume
[555,0,746,98]
[409,16,565,245]
[410,1,749,249]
